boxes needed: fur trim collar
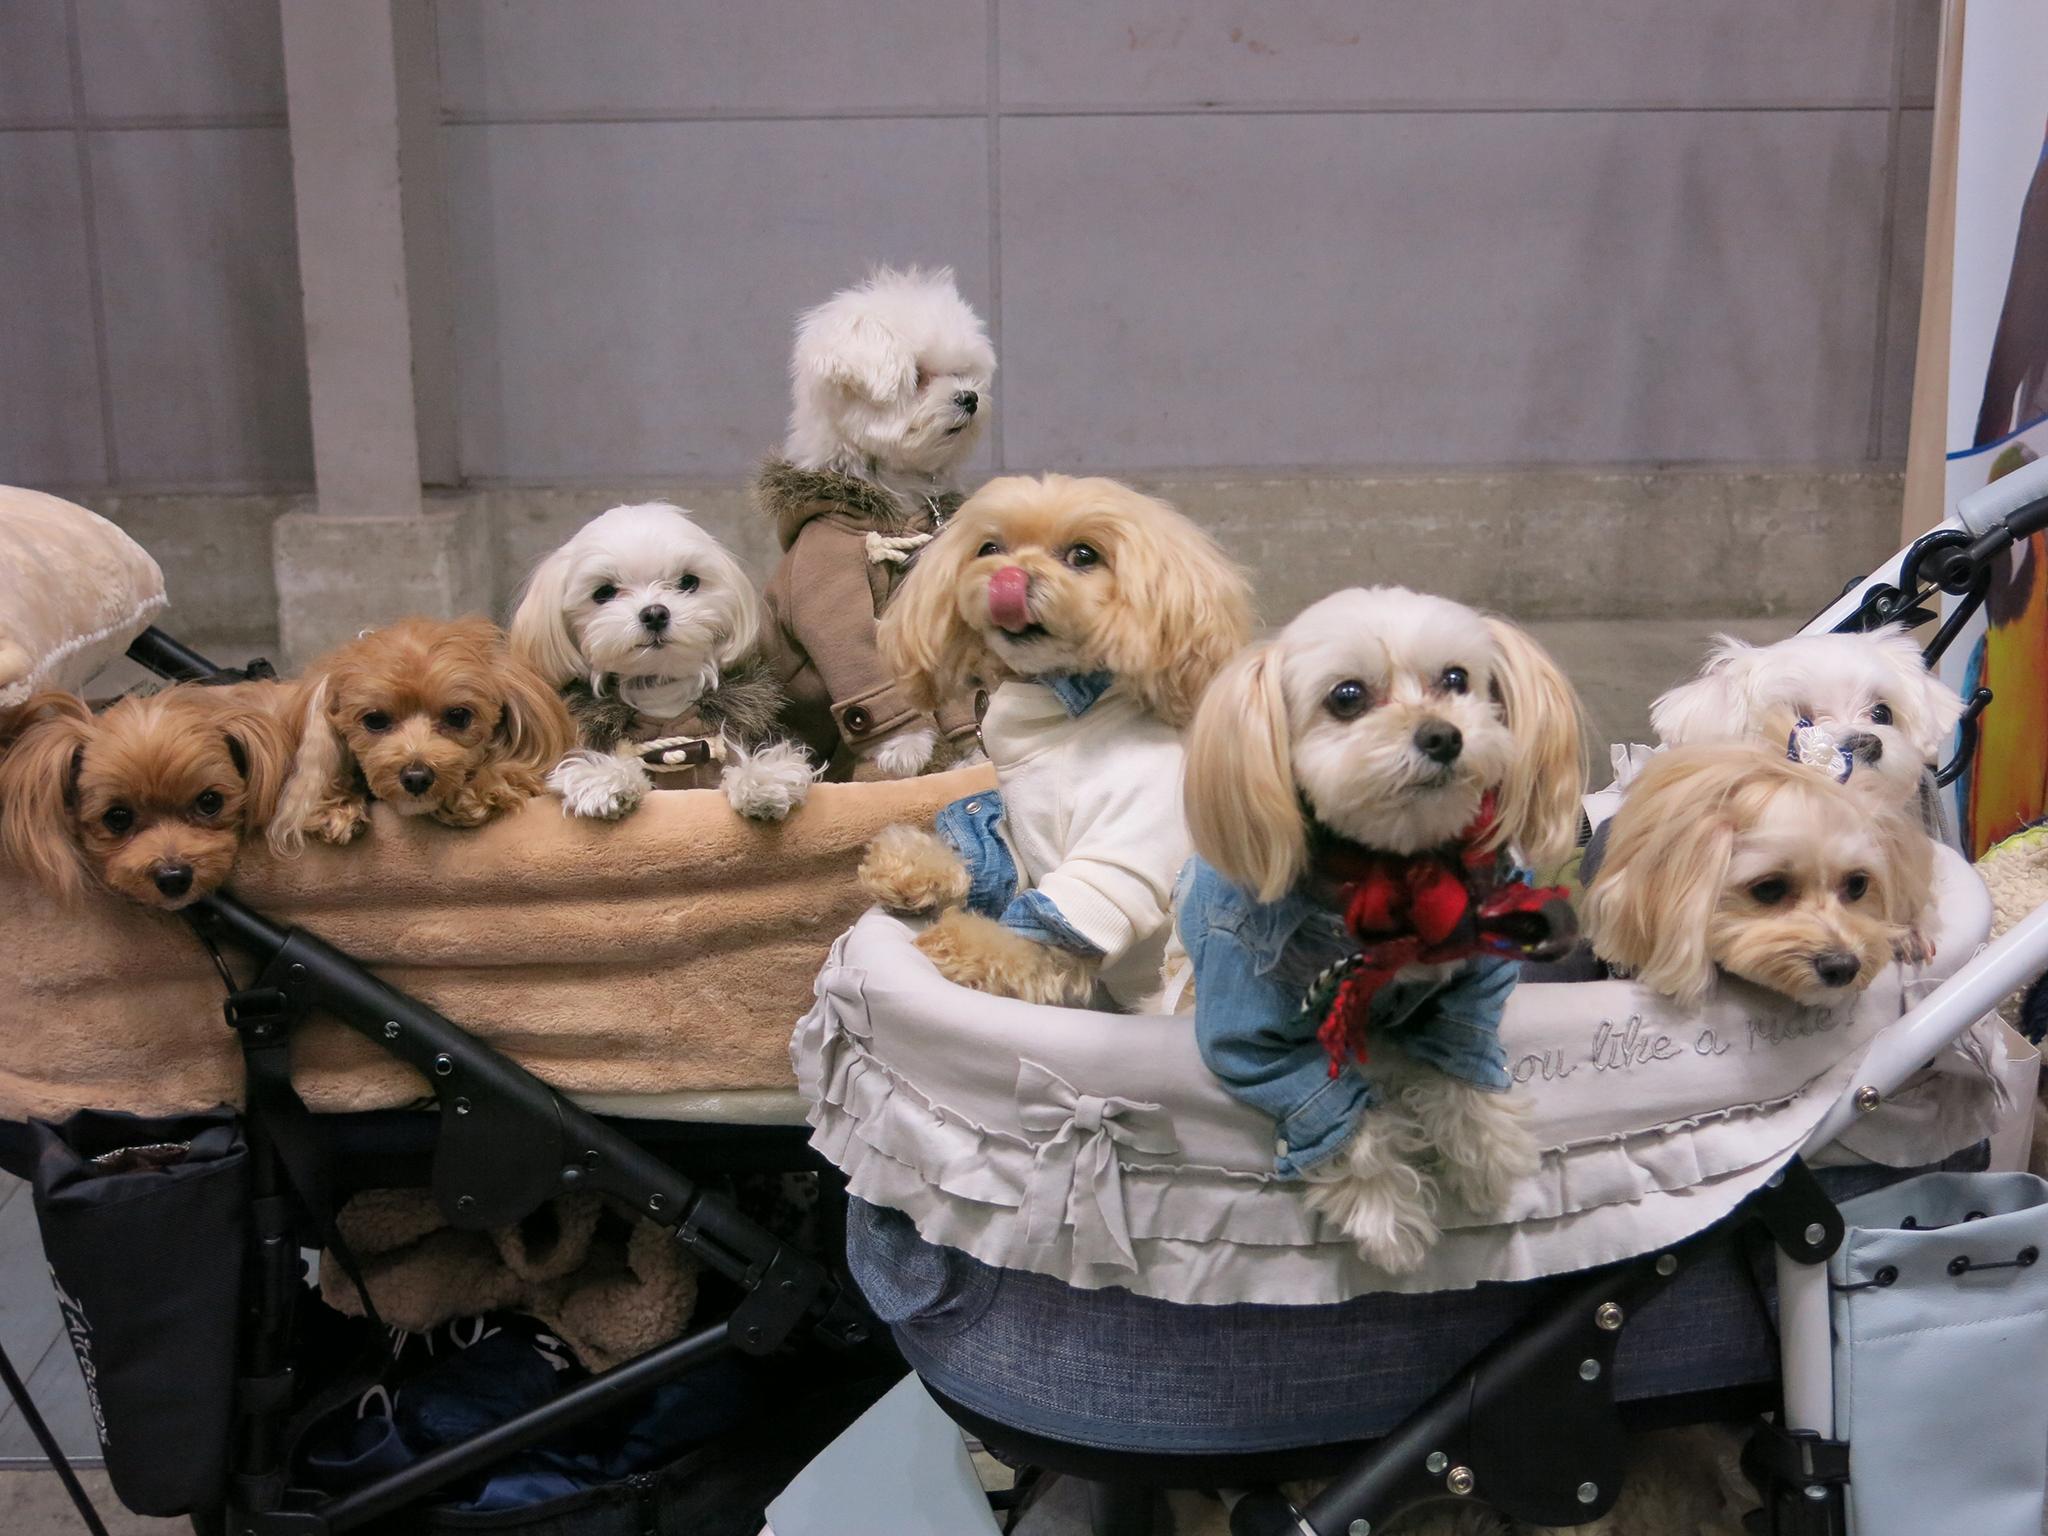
[562,655,787,752]
[754,459,964,550]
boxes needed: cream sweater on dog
[984,678,1189,1005]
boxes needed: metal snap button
[843,705,872,735]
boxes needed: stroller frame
[13,467,2048,1536]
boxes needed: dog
[508,502,816,821]
[760,266,996,779]
[273,616,574,848]
[0,682,298,910]
[1649,626,1962,958]
[1582,744,1917,1008]
[1177,588,1585,1272]
[858,473,1251,1007]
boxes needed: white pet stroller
[791,461,2048,1536]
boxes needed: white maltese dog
[1181,589,1585,1272]
[784,264,994,492]
[509,503,816,822]
[762,266,997,780]
[1650,625,1965,958]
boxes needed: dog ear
[268,676,351,856]
[878,518,990,713]
[508,543,587,688]
[797,304,915,403]
[1099,491,1254,728]
[1650,636,1759,747]
[699,537,767,676]
[1183,642,1304,902]
[1483,616,1586,871]
[0,691,95,901]
[492,640,576,780]
[210,685,300,832]
[1583,750,1739,1007]
[1869,624,1967,764]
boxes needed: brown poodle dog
[0,681,298,910]
[860,473,1252,1006]
[274,616,574,849]
[1583,745,1920,1008]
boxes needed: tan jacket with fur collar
[755,460,980,776]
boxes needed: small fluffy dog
[509,503,815,821]
[859,474,1251,1007]
[0,682,297,910]
[274,616,573,848]
[1179,588,1585,1271]
[1650,626,1963,956]
[761,266,996,778]
[1582,744,1916,1008]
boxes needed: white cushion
[0,486,166,708]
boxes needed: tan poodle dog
[274,616,574,849]
[860,474,1251,1007]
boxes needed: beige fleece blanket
[0,767,991,1122]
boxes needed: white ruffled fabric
[793,846,1994,1306]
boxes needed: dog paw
[915,908,1097,1005]
[1413,1082,1539,1218]
[1303,1114,1442,1273]
[871,726,938,780]
[1893,925,1936,967]
[721,739,816,821]
[549,750,648,821]
[308,801,370,846]
[859,823,971,912]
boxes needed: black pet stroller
[4,463,2048,1536]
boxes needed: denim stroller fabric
[849,1149,1985,1455]
[1831,1171,2048,1536]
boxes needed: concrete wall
[3,0,1938,497]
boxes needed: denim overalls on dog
[1176,856,1516,1178]
[929,671,1118,958]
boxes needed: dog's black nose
[953,390,978,415]
[399,764,435,796]
[639,603,670,633]
[1414,720,1463,765]
[1813,951,1861,988]
[1839,731,1882,763]
[153,863,193,898]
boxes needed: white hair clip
[1788,718,1853,783]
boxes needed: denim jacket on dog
[1175,856,1517,1178]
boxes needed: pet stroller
[1,460,2046,1536]
[792,459,2048,1536]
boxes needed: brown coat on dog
[756,460,980,778]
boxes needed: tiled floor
[0,614,1799,1532]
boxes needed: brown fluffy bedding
[0,767,991,1121]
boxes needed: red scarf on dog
[1303,792,1574,1076]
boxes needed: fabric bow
[1016,1059,1179,1271]
[1304,791,1575,1076]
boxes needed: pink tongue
[987,566,1034,632]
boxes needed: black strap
[189,924,388,1338]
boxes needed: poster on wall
[1944,4,2048,856]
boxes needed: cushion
[0,485,166,709]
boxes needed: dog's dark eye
[976,540,1002,559]
[102,806,134,835]
[591,584,618,604]
[194,789,224,817]
[1749,877,1791,906]
[1326,679,1371,720]
[1869,702,1892,726]
[676,573,699,594]
[1064,543,1101,570]
[1440,666,1469,695]
[1843,872,1870,902]
[361,711,393,734]
[442,707,474,731]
